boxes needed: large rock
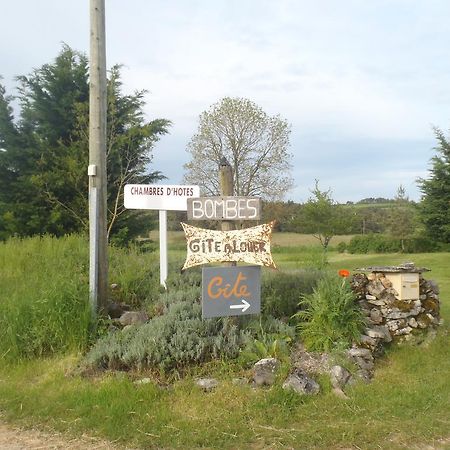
[348,347,372,359]
[421,297,440,314]
[367,280,385,298]
[366,325,392,343]
[421,279,439,295]
[359,334,379,350]
[196,378,218,392]
[366,297,386,307]
[329,365,352,389]
[386,319,407,332]
[369,308,383,324]
[348,347,375,376]
[253,358,280,386]
[379,276,393,288]
[354,356,374,371]
[350,273,368,298]
[385,300,422,319]
[107,301,131,319]
[118,311,149,326]
[393,326,413,336]
[282,370,320,395]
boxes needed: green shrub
[243,315,296,340]
[346,234,401,253]
[402,236,440,253]
[262,270,323,319]
[293,273,364,352]
[83,299,247,373]
[242,337,291,363]
[336,241,347,253]
[346,234,441,254]
[165,263,202,290]
[239,316,295,364]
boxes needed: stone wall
[351,271,441,354]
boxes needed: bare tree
[184,97,293,200]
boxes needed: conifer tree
[0,45,170,242]
[418,128,450,243]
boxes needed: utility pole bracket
[88,164,97,176]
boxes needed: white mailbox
[385,273,420,300]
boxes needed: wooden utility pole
[88,0,108,317]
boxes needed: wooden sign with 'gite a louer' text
[181,221,276,270]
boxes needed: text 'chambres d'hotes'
[130,186,196,196]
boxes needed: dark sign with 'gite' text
[202,266,261,318]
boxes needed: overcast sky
[2,0,450,202]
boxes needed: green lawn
[0,237,449,449]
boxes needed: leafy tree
[294,180,355,250]
[184,97,293,200]
[261,200,300,231]
[0,45,170,242]
[418,128,450,243]
[387,185,417,251]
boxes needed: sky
[1,0,450,203]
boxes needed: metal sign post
[159,210,168,288]
[124,184,200,287]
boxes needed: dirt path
[1,420,449,449]
[0,422,123,449]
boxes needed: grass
[0,235,449,448]
[0,332,449,449]
[0,236,161,360]
[0,235,91,359]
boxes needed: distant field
[272,232,353,247]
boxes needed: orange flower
[338,269,350,278]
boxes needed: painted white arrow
[230,299,250,312]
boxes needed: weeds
[0,235,91,360]
[0,235,160,361]
[293,272,365,352]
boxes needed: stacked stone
[350,271,440,354]
[418,277,441,328]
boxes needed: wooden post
[89,0,108,317]
[219,156,234,230]
[219,157,235,266]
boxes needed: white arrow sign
[229,299,250,312]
